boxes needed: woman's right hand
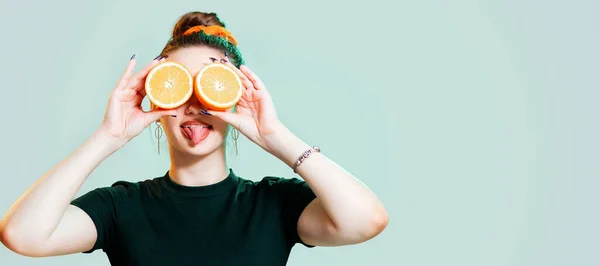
[98,55,176,147]
[0,55,178,257]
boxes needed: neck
[167,145,229,187]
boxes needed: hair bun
[172,12,226,39]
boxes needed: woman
[0,11,388,265]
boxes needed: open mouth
[180,123,213,145]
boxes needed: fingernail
[170,115,177,117]
[160,55,169,59]
[153,55,162,60]
[130,54,136,60]
[200,110,211,115]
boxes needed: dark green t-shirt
[70,169,317,266]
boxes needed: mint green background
[1,0,598,265]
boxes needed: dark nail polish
[170,115,177,117]
[153,55,162,60]
[130,54,136,60]
[200,110,211,115]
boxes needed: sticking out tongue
[181,125,211,145]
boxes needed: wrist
[91,127,128,154]
[263,124,311,168]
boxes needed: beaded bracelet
[292,146,321,173]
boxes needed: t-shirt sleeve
[264,176,317,248]
[69,181,131,253]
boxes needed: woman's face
[156,46,232,157]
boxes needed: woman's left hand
[206,63,286,153]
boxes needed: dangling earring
[232,128,239,155]
[155,121,164,154]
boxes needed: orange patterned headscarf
[182,25,238,46]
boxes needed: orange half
[145,61,194,109]
[194,63,243,111]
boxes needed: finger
[224,61,254,90]
[130,56,165,92]
[137,87,146,97]
[204,109,240,127]
[143,109,178,127]
[121,87,137,101]
[132,56,169,93]
[115,55,137,90]
[240,65,266,90]
[132,90,146,106]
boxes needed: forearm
[0,129,121,245]
[267,125,388,236]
